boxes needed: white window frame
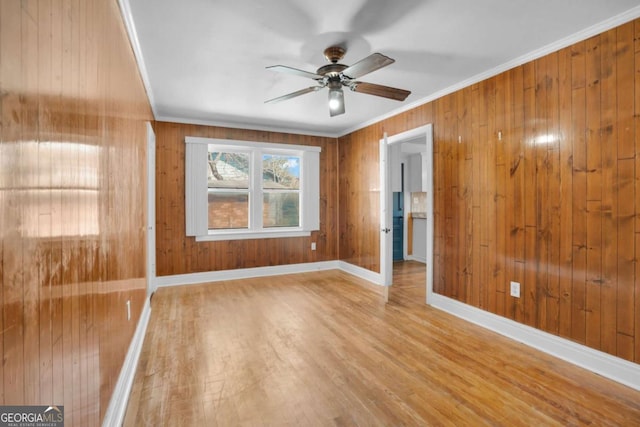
[185,136,321,241]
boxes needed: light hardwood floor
[124,262,640,426]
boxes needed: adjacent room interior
[3,0,640,425]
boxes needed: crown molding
[340,4,640,137]
[117,0,158,118]
[154,115,341,138]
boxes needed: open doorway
[379,124,434,304]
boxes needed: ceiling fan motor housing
[317,63,348,80]
[319,46,350,84]
[323,46,346,63]
[327,79,342,91]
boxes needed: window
[261,154,301,228]
[185,137,320,241]
[207,150,250,230]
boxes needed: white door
[146,122,156,295]
[379,134,393,286]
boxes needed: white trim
[424,128,435,304]
[157,115,341,138]
[429,293,640,392]
[186,136,321,239]
[155,261,385,288]
[406,255,426,264]
[383,124,433,145]
[380,124,434,296]
[117,0,157,118]
[146,122,157,295]
[155,261,341,288]
[184,141,208,236]
[340,5,640,137]
[196,230,311,242]
[301,150,321,231]
[102,297,152,427]
[379,134,392,286]
[185,136,322,153]
[337,261,384,285]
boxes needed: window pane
[262,154,300,190]
[263,192,299,227]
[208,151,250,189]
[208,192,249,229]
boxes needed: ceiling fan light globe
[328,88,346,117]
[328,88,343,110]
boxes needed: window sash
[207,188,250,230]
[263,191,300,228]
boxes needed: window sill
[195,229,311,242]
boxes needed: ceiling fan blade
[351,82,411,101]
[266,65,323,80]
[341,53,395,79]
[264,86,322,104]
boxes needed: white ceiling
[125,0,640,137]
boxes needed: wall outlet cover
[510,281,520,298]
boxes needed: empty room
[4,0,640,425]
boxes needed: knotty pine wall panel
[0,1,152,425]
[154,121,338,276]
[338,18,640,363]
[338,103,434,272]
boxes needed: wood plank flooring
[124,262,640,426]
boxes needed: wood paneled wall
[154,121,338,276]
[0,1,153,425]
[339,18,640,363]
[338,104,433,271]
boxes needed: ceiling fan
[265,46,411,117]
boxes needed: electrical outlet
[510,281,520,298]
[126,300,131,321]
[311,242,316,251]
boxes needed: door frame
[379,124,434,302]
[146,122,156,295]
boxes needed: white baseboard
[429,293,640,392]
[406,255,427,263]
[155,261,341,288]
[102,297,152,427]
[152,261,640,391]
[337,261,384,285]
[155,260,385,288]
